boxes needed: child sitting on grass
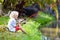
[8,11,26,34]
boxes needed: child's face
[14,15,18,19]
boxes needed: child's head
[9,11,19,19]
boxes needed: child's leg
[20,28,26,34]
[15,26,26,34]
[15,26,21,31]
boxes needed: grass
[0,16,9,25]
[33,12,55,26]
[0,12,55,40]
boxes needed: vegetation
[0,0,57,40]
[0,0,56,10]
[0,12,55,25]
[0,16,9,25]
[0,19,42,40]
[34,12,55,26]
[0,12,55,40]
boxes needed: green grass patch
[33,12,55,27]
[0,16,9,25]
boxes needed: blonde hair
[9,11,19,18]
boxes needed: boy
[8,11,26,34]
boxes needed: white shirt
[8,18,16,32]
